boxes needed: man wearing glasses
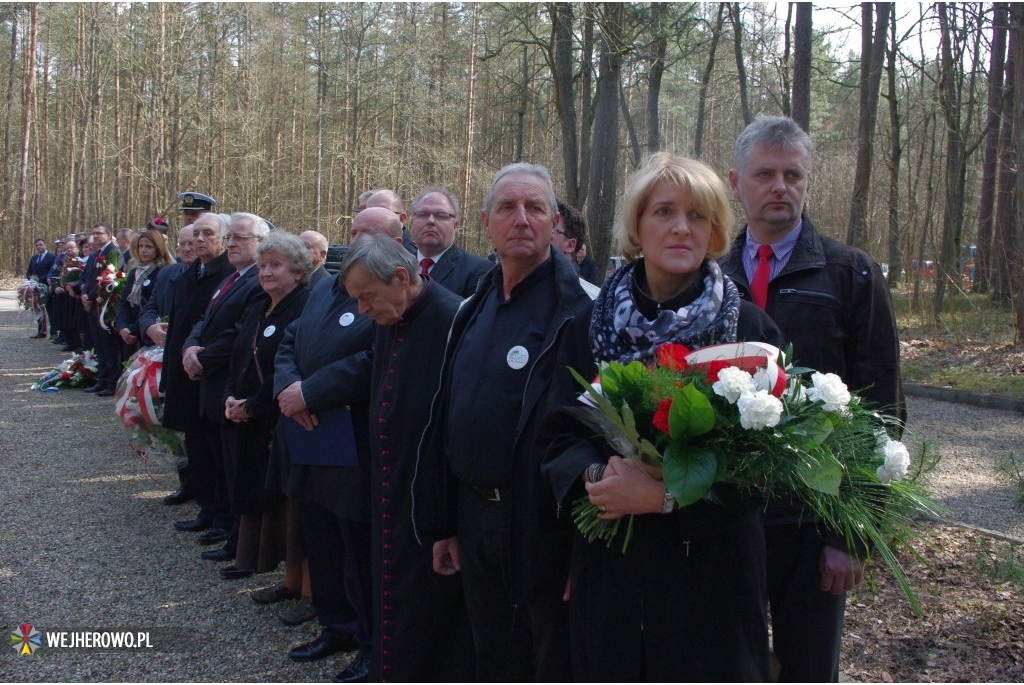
[81,223,120,396]
[408,186,491,298]
[179,213,269,557]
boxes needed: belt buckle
[487,488,501,502]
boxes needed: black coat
[222,285,309,514]
[272,275,374,521]
[428,245,493,298]
[367,279,474,682]
[184,266,266,422]
[540,277,782,682]
[115,265,162,338]
[161,253,234,431]
[412,247,592,604]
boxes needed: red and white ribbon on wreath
[685,342,787,398]
[115,349,164,430]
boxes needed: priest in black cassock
[339,233,474,682]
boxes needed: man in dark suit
[80,223,120,395]
[180,213,270,556]
[160,214,234,532]
[409,186,492,298]
[300,230,332,285]
[26,238,56,338]
[274,208,413,681]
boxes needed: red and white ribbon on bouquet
[685,341,787,398]
[115,348,164,430]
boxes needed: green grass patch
[892,284,1017,343]
[973,537,1024,585]
[900,358,1024,399]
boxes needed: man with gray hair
[409,185,491,297]
[162,212,235,532]
[413,162,590,681]
[719,114,903,682]
[274,206,410,681]
[177,213,269,554]
[337,233,473,681]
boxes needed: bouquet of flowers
[17,277,48,310]
[114,347,185,470]
[60,256,85,287]
[32,350,99,390]
[569,341,941,609]
[94,258,127,331]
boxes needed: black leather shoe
[61,345,75,352]
[96,388,115,397]
[288,634,359,662]
[197,528,231,545]
[333,654,371,683]
[218,565,254,580]
[201,547,234,562]
[163,488,194,506]
[51,335,68,345]
[83,384,104,394]
[29,333,47,339]
[174,517,213,532]
[251,581,301,605]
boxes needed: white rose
[876,440,911,483]
[807,372,852,413]
[713,366,757,404]
[736,390,784,430]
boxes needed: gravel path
[1,307,1022,680]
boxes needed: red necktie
[215,271,240,304]
[750,244,774,310]
[419,258,434,277]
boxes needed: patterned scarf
[127,264,157,308]
[590,259,741,364]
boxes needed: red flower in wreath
[652,398,673,435]
[656,343,691,372]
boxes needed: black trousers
[300,499,372,657]
[89,310,120,388]
[456,484,571,682]
[765,523,846,683]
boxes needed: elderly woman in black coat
[218,231,311,581]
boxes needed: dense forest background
[2,2,1023,332]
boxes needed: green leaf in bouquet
[663,443,717,507]
[791,414,834,447]
[668,383,715,440]
[795,449,843,496]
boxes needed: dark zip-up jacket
[412,248,591,604]
[718,216,904,539]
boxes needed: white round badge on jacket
[263,325,276,338]
[339,312,355,326]
[507,345,529,370]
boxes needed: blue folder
[283,406,360,466]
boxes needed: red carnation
[652,398,673,435]
[704,360,731,384]
[656,343,691,371]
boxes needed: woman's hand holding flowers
[585,456,666,519]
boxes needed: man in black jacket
[159,213,234,532]
[415,163,590,681]
[718,114,904,683]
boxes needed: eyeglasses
[226,234,257,243]
[412,211,456,222]
[91,231,108,237]
[553,229,567,237]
